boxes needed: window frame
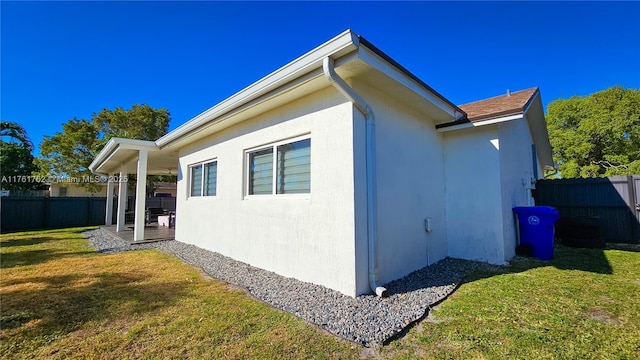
[244,134,311,199]
[188,158,218,199]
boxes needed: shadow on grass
[0,236,57,247]
[383,243,614,299]
[606,243,640,253]
[1,229,193,343]
[508,244,613,275]
[0,249,96,269]
[383,243,616,345]
[1,227,97,236]
[1,271,192,337]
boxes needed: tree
[546,86,640,178]
[94,104,170,142]
[36,105,171,193]
[35,118,103,193]
[1,121,33,151]
[0,121,44,190]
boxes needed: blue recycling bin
[513,206,560,261]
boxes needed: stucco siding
[443,126,505,264]
[497,117,537,262]
[352,80,449,287]
[175,88,360,296]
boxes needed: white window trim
[244,134,311,199]
[188,158,218,199]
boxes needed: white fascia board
[89,138,158,174]
[523,92,555,168]
[176,67,327,148]
[156,30,359,148]
[90,138,120,173]
[522,89,540,114]
[357,46,463,121]
[436,114,524,133]
[116,138,158,151]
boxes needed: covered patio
[102,224,175,243]
[89,138,179,242]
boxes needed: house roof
[90,30,554,174]
[91,29,466,175]
[459,87,539,122]
[436,87,554,170]
[436,87,539,129]
[155,29,465,150]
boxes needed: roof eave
[156,30,467,149]
[523,91,554,168]
[357,35,466,121]
[89,138,158,175]
[156,30,360,149]
[436,112,524,133]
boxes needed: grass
[0,228,359,359]
[382,245,640,359]
[2,228,639,359]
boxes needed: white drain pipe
[323,57,387,297]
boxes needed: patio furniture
[145,207,167,224]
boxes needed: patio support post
[105,174,114,226]
[133,150,148,242]
[116,164,127,232]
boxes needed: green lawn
[0,228,359,359]
[382,245,640,360]
[1,228,639,359]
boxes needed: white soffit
[356,45,462,123]
[154,30,466,150]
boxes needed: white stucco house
[89,30,554,297]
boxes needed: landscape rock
[83,228,488,346]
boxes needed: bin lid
[513,206,559,216]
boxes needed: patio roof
[89,138,178,176]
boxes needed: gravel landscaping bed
[83,228,490,346]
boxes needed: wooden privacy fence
[534,176,640,244]
[1,197,177,233]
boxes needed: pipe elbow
[323,57,337,84]
[374,285,387,297]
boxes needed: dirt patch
[358,346,380,358]
[588,309,624,325]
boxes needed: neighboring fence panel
[127,196,176,212]
[1,197,107,232]
[2,189,50,197]
[534,176,640,244]
[1,196,176,232]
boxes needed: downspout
[323,57,387,297]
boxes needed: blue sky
[2,1,639,155]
